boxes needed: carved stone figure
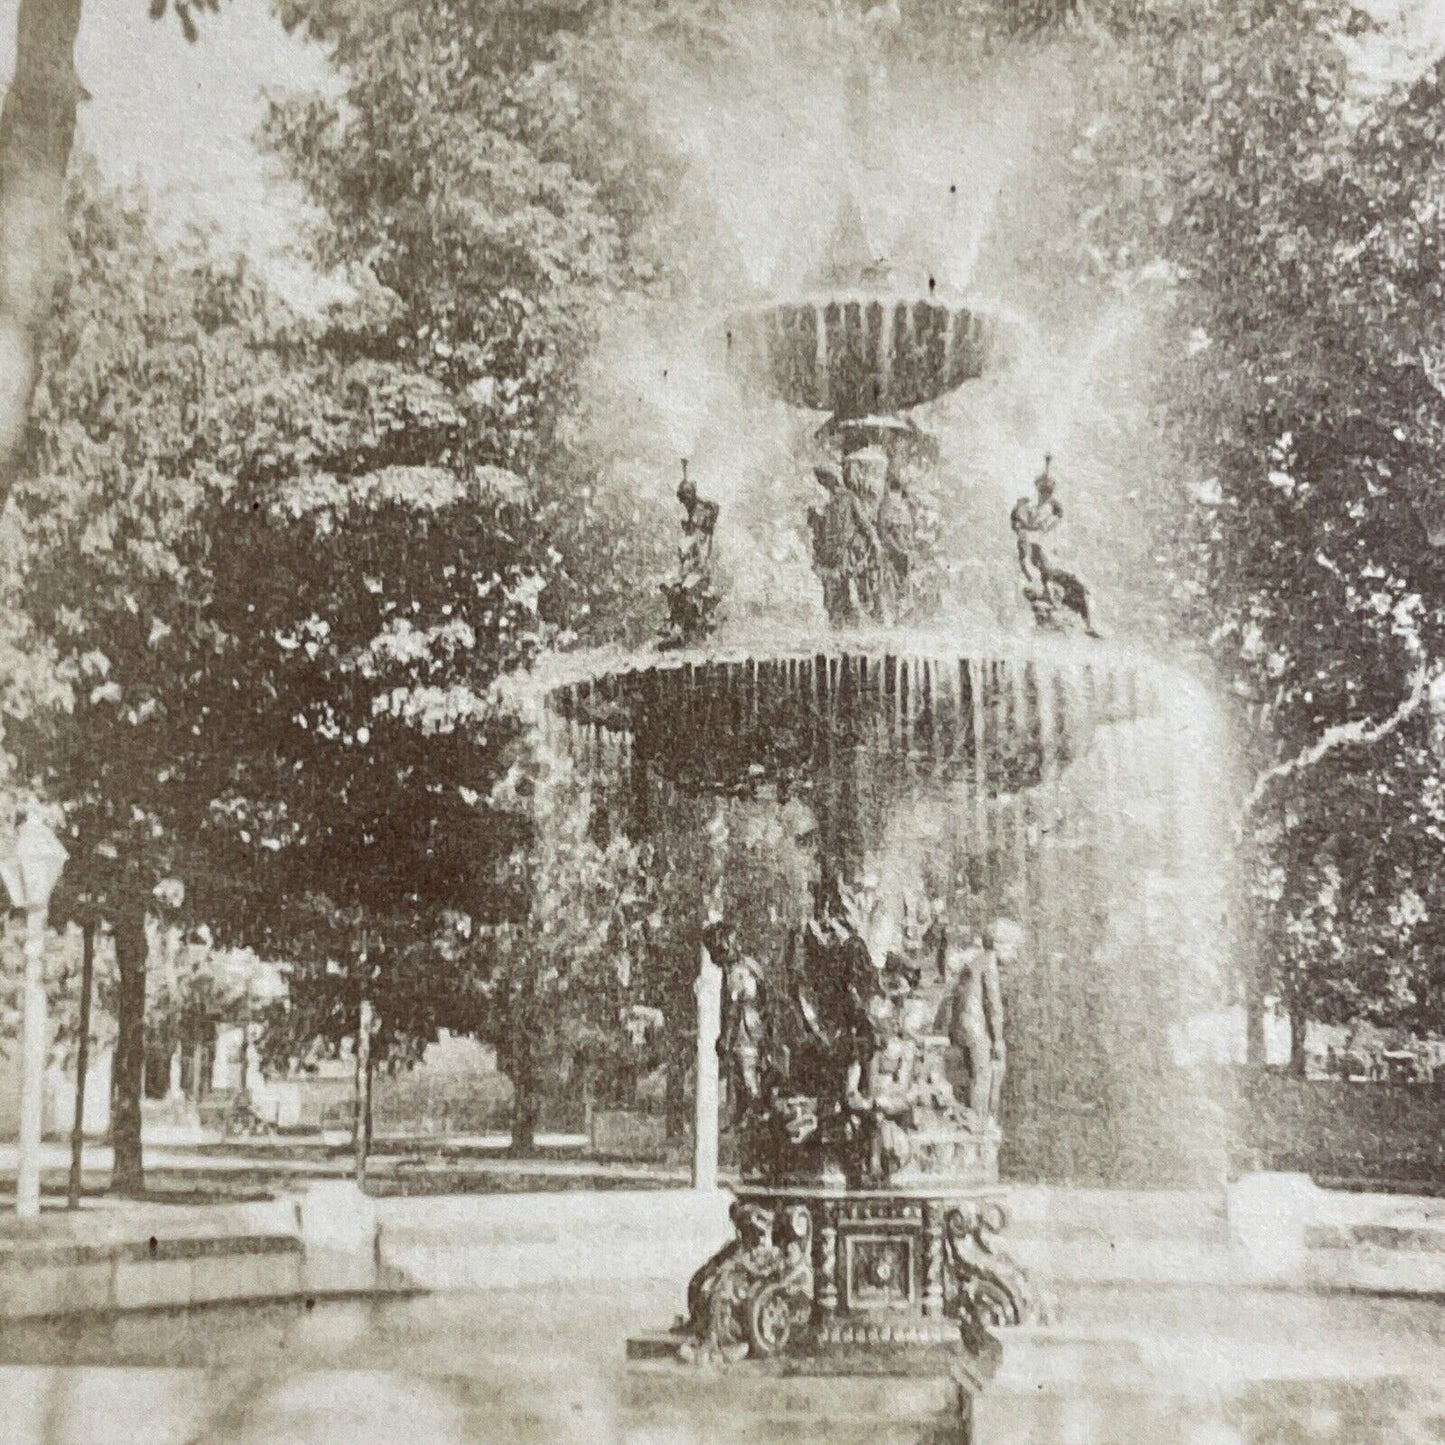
[937,921,1017,1129]
[811,449,914,627]
[677,467,719,571]
[677,1199,813,1362]
[706,921,767,1117]
[944,1200,1051,1329]
[808,464,857,624]
[844,993,916,1184]
[875,472,915,620]
[787,876,878,1094]
[1010,456,1101,638]
[659,462,724,649]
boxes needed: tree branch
[1237,661,1433,833]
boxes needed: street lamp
[1,813,68,1218]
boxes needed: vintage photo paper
[0,0,1441,1441]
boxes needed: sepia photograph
[0,0,1441,1439]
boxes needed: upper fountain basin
[727,294,1003,417]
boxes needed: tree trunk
[665,1043,690,1143]
[508,1031,538,1156]
[66,918,94,1210]
[1244,966,1267,1069]
[0,0,84,504]
[110,907,148,1196]
[1288,994,1309,1079]
[364,1051,375,1157]
[353,995,373,1186]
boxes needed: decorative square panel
[843,1231,918,1311]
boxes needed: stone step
[974,1374,1445,1445]
[624,1360,968,1444]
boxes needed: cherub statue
[936,921,1019,1130]
[705,921,766,1117]
[677,464,719,572]
[845,993,915,1184]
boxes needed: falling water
[544,638,1235,1188]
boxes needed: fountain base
[624,1354,979,1444]
[630,1185,1043,1376]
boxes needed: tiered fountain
[532,27,1233,1443]
[531,193,1233,1443]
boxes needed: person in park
[1010,456,1101,638]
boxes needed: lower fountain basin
[0,1272,1438,1443]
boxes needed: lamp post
[1,814,68,1219]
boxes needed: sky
[0,0,1442,279]
[0,0,332,295]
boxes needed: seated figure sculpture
[844,991,916,1185]
[716,888,1014,1190]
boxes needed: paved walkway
[0,1137,683,1196]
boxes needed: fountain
[530,20,1233,1441]
[546,647,1231,1375]
[723,190,1006,630]
[529,224,1233,1445]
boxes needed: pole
[238,993,251,1096]
[16,903,48,1218]
[354,994,373,1188]
[66,920,94,1210]
[692,940,722,1192]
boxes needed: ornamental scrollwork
[675,1199,814,1364]
[943,1200,1050,1331]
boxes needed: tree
[482,725,647,1153]
[0,0,84,506]
[266,0,704,649]
[188,354,556,1144]
[5,163,278,1192]
[236,0,708,1132]
[1035,0,1445,1049]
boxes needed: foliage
[238,0,717,1102]
[1032,0,1445,1038]
[266,0,690,647]
[477,726,651,1144]
[8,165,271,927]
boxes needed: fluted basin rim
[518,625,1213,709]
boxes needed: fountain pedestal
[624,1188,1017,1445]
[628,1183,1035,1369]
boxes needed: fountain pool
[0,1281,1439,1444]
